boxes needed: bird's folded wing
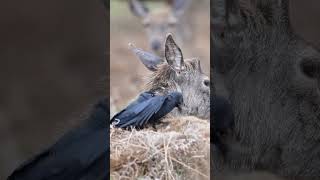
[116,96,166,128]
[110,92,153,123]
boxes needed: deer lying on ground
[130,33,210,119]
[129,0,192,56]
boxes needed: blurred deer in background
[129,0,193,56]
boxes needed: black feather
[7,98,109,180]
[111,91,183,129]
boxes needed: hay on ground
[110,116,210,180]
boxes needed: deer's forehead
[144,8,176,24]
[185,58,203,69]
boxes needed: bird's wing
[110,92,154,123]
[8,129,108,180]
[8,98,109,180]
[115,96,166,128]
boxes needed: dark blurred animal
[111,91,183,129]
[212,0,320,178]
[102,0,107,10]
[129,0,192,56]
[130,34,210,119]
[0,0,106,177]
[7,98,109,180]
[212,95,235,155]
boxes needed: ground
[110,116,210,180]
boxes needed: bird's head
[168,91,183,108]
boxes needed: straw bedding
[110,116,210,180]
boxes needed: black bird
[212,95,235,153]
[8,98,109,180]
[111,91,183,129]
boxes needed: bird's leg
[154,118,170,129]
[151,123,158,131]
[159,121,170,127]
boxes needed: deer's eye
[143,22,150,28]
[168,22,176,27]
[203,79,210,87]
[300,58,320,80]
[220,32,225,38]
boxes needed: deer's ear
[196,58,203,73]
[129,0,149,17]
[212,0,291,33]
[165,34,185,72]
[212,0,243,35]
[171,0,191,16]
[279,0,290,27]
[129,43,162,71]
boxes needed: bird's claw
[110,118,120,128]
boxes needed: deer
[129,33,210,120]
[128,0,193,56]
[212,0,320,179]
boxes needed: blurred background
[0,0,107,178]
[110,0,210,112]
[290,0,320,49]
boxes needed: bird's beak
[177,103,183,112]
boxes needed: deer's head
[129,0,191,56]
[129,33,210,119]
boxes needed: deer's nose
[151,41,161,51]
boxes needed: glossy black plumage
[7,98,109,180]
[111,91,183,129]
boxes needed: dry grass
[110,116,210,180]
